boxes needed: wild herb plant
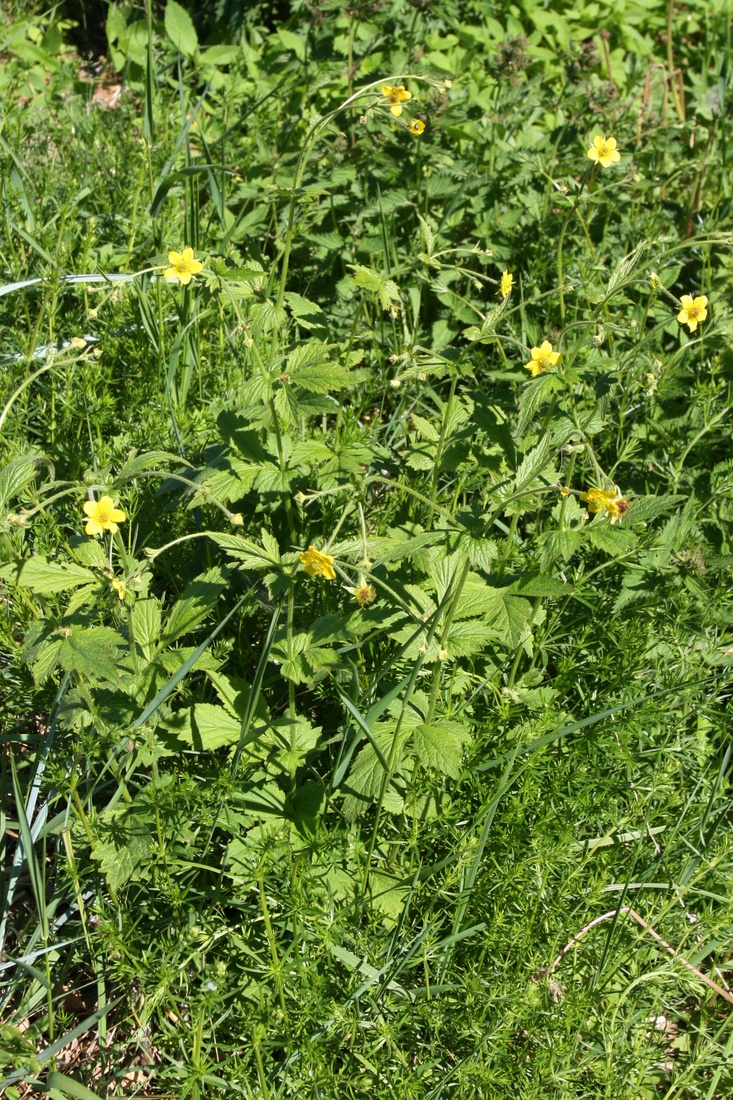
[1,1,733,1097]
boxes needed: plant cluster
[1,1,733,1097]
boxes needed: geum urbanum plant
[0,79,719,923]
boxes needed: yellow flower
[164,247,204,285]
[580,486,631,524]
[500,271,514,298]
[676,294,708,333]
[409,119,425,136]
[381,85,412,117]
[70,337,87,350]
[110,577,127,601]
[586,135,621,168]
[300,545,336,581]
[524,340,561,378]
[83,496,126,537]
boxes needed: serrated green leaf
[284,291,325,318]
[188,703,241,750]
[587,524,638,554]
[0,557,97,594]
[132,598,162,660]
[162,567,227,644]
[484,589,532,647]
[412,720,471,777]
[59,627,123,684]
[540,528,584,568]
[0,453,45,508]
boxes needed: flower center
[97,507,110,523]
[687,305,701,320]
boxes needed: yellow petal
[178,270,192,285]
[83,500,97,517]
[695,295,708,308]
[390,104,403,117]
[109,508,126,523]
[679,295,694,308]
[168,251,182,266]
[181,247,195,263]
[85,519,103,536]
[189,260,203,275]
[539,340,553,356]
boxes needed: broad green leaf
[188,703,241,751]
[0,453,44,508]
[1,556,97,594]
[162,567,227,644]
[285,781,325,830]
[164,0,198,57]
[513,435,552,493]
[342,725,407,820]
[484,590,532,647]
[59,627,123,684]
[132,598,162,660]
[275,27,307,60]
[90,803,154,890]
[70,538,108,569]
[349,264,401,311]
[540,528,583,568]
[587,524,638,554]
[625,494,686,525]
[412,720,471,777]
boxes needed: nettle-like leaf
[540,528,584,569]
[411,719,472,778]
[586,523,638,555]
[349,264,401,311]
[342,724,407,821]
[22,620,124,685]
[518,372,564,433]
[190,456,259,508]
[285,341,356,394]
[251,299,287,333]
[273,615,353,684]
[161,567,228,644]
[210,529,282,570]
[284,291,326,330]
[1,556,97,594]
[174,703,241,752]
[272,715,322,772]
[69,537,108,569]
[132,598,163,661]
[0,452,48,509]
[90,801,156,891]
[483,589,533,648]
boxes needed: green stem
[427,371,459,525]
[258,876,289,1022]
[557,167,593,324]
[496,511,519,581]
